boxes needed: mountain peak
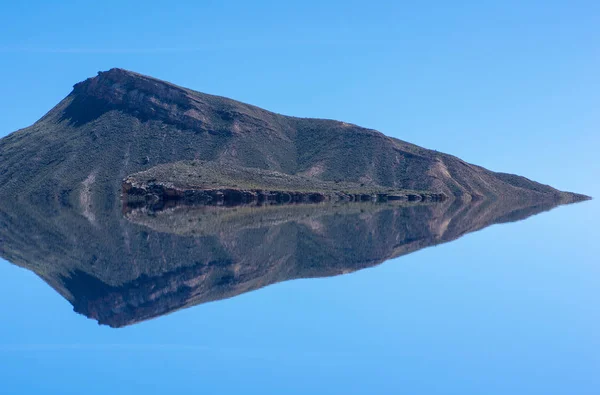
[93,67,150,84]
[64,68,223,130]
[73,67,188,97]
[62,68,284,134]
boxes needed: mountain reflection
[0,195,571,328]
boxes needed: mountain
[0,68,588,212]
[0,68,590,327]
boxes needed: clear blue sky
[1,1,598,196]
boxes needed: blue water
[0,200,598,394]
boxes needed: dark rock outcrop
[122,180,447,212]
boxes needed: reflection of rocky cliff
[0,190,579,328]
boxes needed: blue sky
[1,1,598,196]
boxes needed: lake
[0,197,598,394]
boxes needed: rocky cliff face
[67,68,258,132]
[122,160,448,212]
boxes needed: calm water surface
[0,199,598,394]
